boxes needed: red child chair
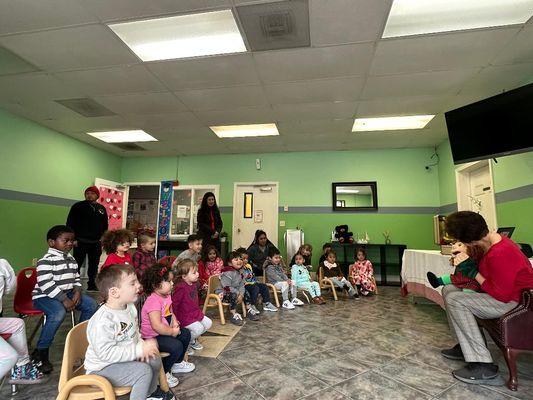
[13,268,45,347]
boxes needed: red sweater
[171,281,204,327]
[102,252,132,268]
[479,236,533,303]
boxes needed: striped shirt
[32,248,81,301]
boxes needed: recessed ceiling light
[87,130,158,143]
[210,123,279,138]
[352,115,435,132]
[383,0,533,38]
[108,10,246,61]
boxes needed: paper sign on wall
[254,210,263,223]
[176,205,187,218]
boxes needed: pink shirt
[171,281,204,327]
[102,252,132,268]
[140,292,173,339]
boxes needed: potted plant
[219,231,228,243]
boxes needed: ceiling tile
[0,0,99,35]
[264,77,365,104]
[175,85,268,111]
[0,46,38,75]
[371,28,519,76]
[356,95,449,117]
[39,115,131,134]
[0,73,82,102]
[147,54,260,90]
[310,0,392,45]
[123,112,202,130]
[272,101,357,121]
[458,63,533,97]
[54,65,165,96]
[277,118,353,136]
[492,25,533,65]
[194,106,274,125]
[0,25,139,71]
[361,69,480,99]
[253,43,374,83]
[0,99,80,120]
[94,92,187,115]
[82,0,231,22]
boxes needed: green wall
[0,110,122,266]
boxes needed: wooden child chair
[317,267,342,301]
[260,274,280,308]
[202,276,246,325]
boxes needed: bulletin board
[97,185,125,231]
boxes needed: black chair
[517,243,533,258]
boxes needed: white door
[455,161,497,231]
[232,183,279,249]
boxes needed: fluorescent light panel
[210,123,279,138]
[383,0,533,38]
[87,130,158,143]
[352,115,435,132]
[108,10,246,61]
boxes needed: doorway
[455,160,498,231]
[126,185,160,234]
[232,182,279,249]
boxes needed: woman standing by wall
[197,192,223,251]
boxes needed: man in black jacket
[66,186,108,290]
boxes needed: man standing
[67,186,108,291]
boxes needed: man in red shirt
[440,211,533,385]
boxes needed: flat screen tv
[445,83,533,165]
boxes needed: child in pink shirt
[101,229,133,268]
[140,264,195,388]
[172,259,212,352]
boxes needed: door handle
[237,228,241,233]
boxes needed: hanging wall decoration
[97,185,125,231]
[158,181,173,241]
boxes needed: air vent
[236,0,310,51]
[55,98,116,117]
[111,143,146,151]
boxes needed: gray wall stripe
[495,184,533,203]
[0,188,76,207]
[439,203,458,214]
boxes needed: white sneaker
[187,347,195,356]
[251,305,260,314]
[165,372,179,388]
[292,298,304,306]
[190,340,203,350]
[171,360,196,374]
[263,302,278,312]
[282,300,295,309]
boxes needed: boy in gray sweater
[85,264,174,400]
[264,248,304,309]
[215,251,257,325]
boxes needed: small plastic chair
[202,276,247,325]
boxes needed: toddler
[215,251,248,325]
[32,225,97,373]
[172,259,212,352]
[320,250,359,299]
[85,264,173,400]
[102,229,134,268]
[237,247,278,314]
[172,234,202,268]
[319,243,332,265]
[141,264,195,388]
[290,244,313,270]
[198,245,224,291]
[132,231,157,278]
[264,248,304,309]
[291,253,325,304]
[350,248,376,296]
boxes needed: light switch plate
[279,220,286,227]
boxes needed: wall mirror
[332,182,378,211]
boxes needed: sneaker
[147,388,166,400]
[353,292,360,300]
[163,390,176,400]
[312,297,322,304]
[291,298,304,306]
[9,361,45,384]
[187,347,195,356]
[247,311,259,321]
[251,304,261,314]
[32,348,53,374]
[282,300,295,309]
[318,296,327,305]
[171,360,196,374]
[230,313,244,326]
[263,302,278,312]
[165,372,179,388]
[190,340,203,350]
[452,362,499,384]
[441,344,465,361]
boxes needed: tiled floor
[2,287,533,399]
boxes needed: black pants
[245,283,271,305]
[155,328,191,373]
[73,241,102,287]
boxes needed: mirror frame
[332,181,378,212]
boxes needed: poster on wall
[158,181,173,241]
[97,185,125,231]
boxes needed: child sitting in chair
[197,245,224,292]
[215,251,250,325]
[319,250,359,299]
[350,248,376,296]
[85,264,174,400]
[427,242,482,292]
[264,248,304,309]
[102,229,134,268]
[292,253,325,305]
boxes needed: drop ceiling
[0,0,532,156]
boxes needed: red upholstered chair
[13,268,44,346]
[476,288,533,391]
[158,256,176,269]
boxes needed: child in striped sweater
[32,225,98,373]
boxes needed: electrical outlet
[279,220,286,227]
[283,205,289,212]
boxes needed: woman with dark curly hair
[101,229,134,268]
[196,192,223,251]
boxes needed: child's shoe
[9,361,45,384]
[318,296,327,305]
[282,300,295,309]
[163,390,176,400]
[147,387,167,400]
[250,304,261,314]
[186,347,195,356]
[353,291,360,300]
[165,372,179,388]
[247,311,259,321]
[291,298,304,306]
[190,340,203,350]
[263,302,278,312]
[230,313,244,326]
[32,348,53,374]
[171,360,196,374]
[312,297,322,304]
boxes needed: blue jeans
[155,328,191,372]
[33,290,97,349]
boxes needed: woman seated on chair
[247,230,279,277]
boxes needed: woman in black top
[247,230,279,276]
[197,192,223,251]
